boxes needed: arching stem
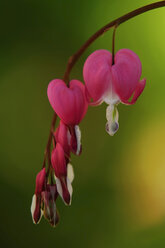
[63,1,165,83]
[112,25,118,65]
[44,1,165,168]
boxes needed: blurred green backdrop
[0,0,165,247]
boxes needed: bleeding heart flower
[47,79,88,126]
[83,48,146,135]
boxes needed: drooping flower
[47,79,88,126]
[47,79,88,155]
[83,49,146,135]
[31,168,60,227]
[51,142,74,205]
[31,168,46,224]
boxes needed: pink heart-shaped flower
[47,79,88,125]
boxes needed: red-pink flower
[83,49,146,135]
[48,79,87,155]
[47,79,88,126]
[51,143,74,205]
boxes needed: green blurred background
[1,0,165,247]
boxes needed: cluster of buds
[31,48,146,227]
[31,168,59,226]
[31,79,88,226]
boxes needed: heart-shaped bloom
[83,49,146,135]
[47,79,88,126]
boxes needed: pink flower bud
[42,184,59,227]
[55,163,74,206]
[55,121,71,158]
[51,143,74,205]
[31,168,46,224]
[51,143,67,178]
[47,79,88,125]
[35,167,46,195]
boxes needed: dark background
[1,0,165,247]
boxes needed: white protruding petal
[31,194,36,222]
[30,194,43,224]
[55,177,71,206]
[106,104,119,136]
[75,125,81,155]
[67,177,73,205]
[67,163,74,183]
[55,177,63,200]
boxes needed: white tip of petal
[67,178,73,205]
[30,194,43,224]
[75,125,81,155]
[67,163,74,183]
[31,194,36,220]
[55,177,63,200]
[106,104,119,136]
[55,176,73,206]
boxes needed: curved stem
[44,1,165,170]
[63,0,165,82]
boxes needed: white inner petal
[67,177,73,205]
[31,194,36,219]
[75,125,81,155]
[67,163,74,183]
[106,104,119,136]
[55,177,63,200]
[103,78,120,105]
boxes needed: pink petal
[55,121,71,157]
[112,49,142,101]
[47,79,88,125]
[35,168,46,195]
[121,78,146,105]
[83,49,112,105]
[51,143,67,178]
